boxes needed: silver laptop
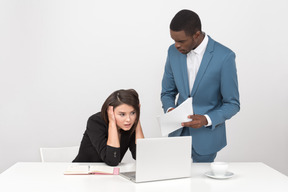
[120,136,192,183]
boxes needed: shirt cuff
[204,114,212,127]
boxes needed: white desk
[0,162,288,192]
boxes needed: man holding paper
[161,10,240,162]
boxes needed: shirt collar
[192,33,208,55]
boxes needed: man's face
[170,30,197,54]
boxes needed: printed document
[158,97,193,136]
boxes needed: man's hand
[181,114,208,128]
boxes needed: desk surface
[0,162,288,192]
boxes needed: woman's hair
[170,9,202,37]
[101,89,140,134]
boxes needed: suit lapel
[191,36,214,97]
[180,54,190,97]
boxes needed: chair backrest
[40,146,79,162]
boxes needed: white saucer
[204,171,234,179]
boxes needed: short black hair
[170,9,202,37]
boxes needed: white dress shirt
[187,33,208,93]
[186,33,212,126]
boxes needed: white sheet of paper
[158,97,193,136]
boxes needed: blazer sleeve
[161,48,178,112]
[207,51,240,130]
[128,131,136,160]
[86,115,121,166]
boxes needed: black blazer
[73,112,136,166]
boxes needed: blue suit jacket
[161,36,240,155]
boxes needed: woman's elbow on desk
[105,159,119,167]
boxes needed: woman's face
[114,104,136,131]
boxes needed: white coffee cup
[210,162,229,177]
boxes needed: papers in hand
[64,164,120,175]
[158,97,193,136]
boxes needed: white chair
[40,146,79,162]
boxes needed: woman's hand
[107,106,116,127]
[107,106,120,148]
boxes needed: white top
[1,162,288,192]
[187,34,211,126]
[186,33,208,94]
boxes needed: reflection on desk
[0,162,288,192]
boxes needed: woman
[73,89,144,166]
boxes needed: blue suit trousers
[169,127,217,162]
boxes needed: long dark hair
[101,89,140,134]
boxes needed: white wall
[1,0,288,175]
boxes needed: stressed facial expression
[170,30,197,54]
[114,104,137,131]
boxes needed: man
[161,9,240,162]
